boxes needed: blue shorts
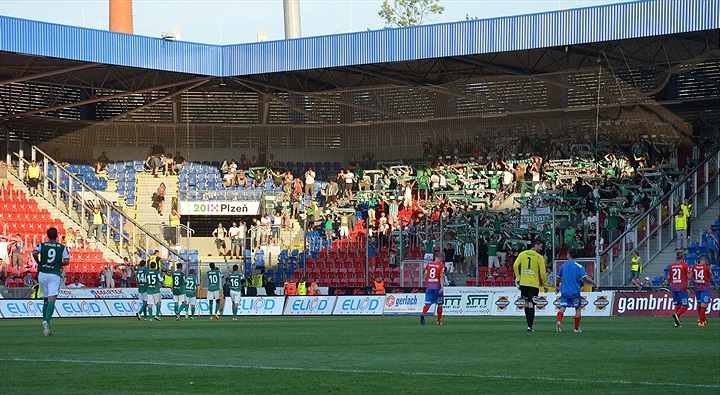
[672,291,689,307]
[696,291,711,305]
[560,294,582,309]
[425,288,444,306]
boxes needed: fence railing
[13,143,188,264]
[598,146,720,286]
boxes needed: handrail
[13,144,188,264]
[599,144,720,285]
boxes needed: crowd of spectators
[231,126,717,284]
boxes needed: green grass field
[1,315,718,394]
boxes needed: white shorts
[138,292,148,303]
[444,261,454,274]
[423,253,434,262]
[340,226,349,237]
[207,290,221,300]
[173,294,185,304]
[147,293,161,305]
[230,290,242,304]
[497,252,507,265]
[488,256,500,268]
[38,272,62,298]
[185,296,196,306]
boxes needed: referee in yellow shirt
[513,239,548,332]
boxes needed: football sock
[436,306,443,323]
[143,303,149,318]
[208,302,213,313]
[232,307,238,317]
[191,306,196,316]
[677,306,688,316]
[525,306,535,328]
[42,302,47,322]
[156,304,161,316]
[557,311,564,323]
[421,305,430,316]
[574,317,581,330]
[215,302,220,314]
[45,301,55,323]
[698,307,706,323]
[174,305,179,315]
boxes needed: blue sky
[1,0,630,44]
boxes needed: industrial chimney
[109,0,133,34]
[283,0,301,39]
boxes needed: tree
[378,0,445,28]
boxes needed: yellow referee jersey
[513,249,547,288]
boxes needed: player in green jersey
[228,264,245,321]
[135,260,149,320]
[183,269,198,319]
[172,263,186,321]
[32,227,70,336]
[146,261,163,321]
[206,262,223,319]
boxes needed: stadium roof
[1,0,717,77]
[0,0,718,139]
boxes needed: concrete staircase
[6,171,124,262]
[134,174,177,237]
[643,193,719,280]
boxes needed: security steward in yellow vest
[628,250,642,283]
[254,269,265,288]
[675,210,688,250]
[31,282,41,299]
[297,279,307,295]
[680,198,692,229]
[163,269,173,288]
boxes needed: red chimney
[109,0,133,34]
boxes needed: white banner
[383,293,425,315]
[332,295,385,315]
[179,201,261,216]
[491,292,613,317]
[547,291,613,317]
[55,299,112,317]
[283,296,335,315]
[491,292,545,316]
[105,299,144,317]
[520,206,552,226]
[220,296,285,316]
[58,288,173,299]
[0,300,60,319]
[443,292,493,316]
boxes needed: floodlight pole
[283,0,302,39]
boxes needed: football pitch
[1,316,718,394]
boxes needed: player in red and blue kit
[691,254,717,327]
[421,253,445,326]
[669,250,691,327]
[556,250,598,333]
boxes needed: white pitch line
[3,357,718,389]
